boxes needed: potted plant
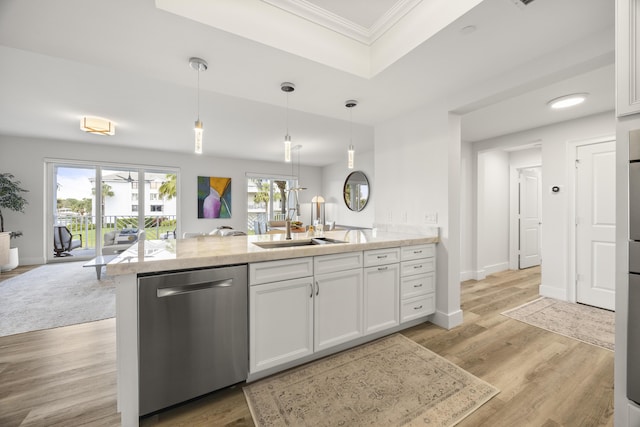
[0,173,28,271]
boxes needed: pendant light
[189,57,208,154]
[281,82,295,162]
[345,100,358,169]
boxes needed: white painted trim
[483,262,509,276]
[567,135,616,304]
[617,0,640,116]
[460,270,474,282]
[509,163,542,271]
[261,0,423,45]
[475,269,486,281]
[432,309,463,330]
[539,284,568,301]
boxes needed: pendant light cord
[197,67,201,121]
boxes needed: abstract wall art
[197,176,231,218]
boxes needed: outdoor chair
[53,225,82,257]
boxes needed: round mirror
[343,171,370,211]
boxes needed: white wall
[0,134,323,265]
[466,111,615,299]
[374,106,462,329]
[460,141,474,281]
[322,150,375,228]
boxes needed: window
[247,175,298,234]
[149,193,159,201]
[132,181,138,189]
[150,181,160,190]
[132,193,138,202]
[151,205,163,212]
[132,204,138,212]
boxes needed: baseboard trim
[432,309,463,330]
[21,256,45,266]
[460,271,474,282]
[483,262,509,276]
[539,284,567,301]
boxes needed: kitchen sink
[253,237,347,249]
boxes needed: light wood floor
[0,266,613,426]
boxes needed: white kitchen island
[107,229,439,426]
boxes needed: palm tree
[159,174,177,200]
[274,181,287,216]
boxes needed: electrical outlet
[424,212,438,223]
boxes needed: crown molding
[261,0,423,45]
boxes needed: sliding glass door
[48,162,178,262]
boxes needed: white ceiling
[0,0,615,167]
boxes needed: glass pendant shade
[348,144,355,169]
[194,119,203,154]
[284,134,292,162]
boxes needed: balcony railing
[56,214,176,249]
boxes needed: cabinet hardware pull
[414,265,422,269]
[310,283,313,298]
[316,281,319,296]
[378,266,388,271]
[377,255,387,259]
[414,250,422,254]
[414,305,423,310]
[413,283,423,288]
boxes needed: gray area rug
[0,262,115,337]
[502,297,614,351]
[244,334,499,427]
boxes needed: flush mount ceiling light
[281,82,296,163]
[189,57,208,154]
[345,100,358,169]
[547,93,589,110]
[80,116,115,135]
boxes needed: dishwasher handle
[157,278,234,298]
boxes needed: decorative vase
[0,247,19,272]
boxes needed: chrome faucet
[285,187,306,240]
[285,211,294,240]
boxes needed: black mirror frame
[343,171,370,212]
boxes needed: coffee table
[83,254,118,280]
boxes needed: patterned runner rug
[244,334,499,426]
[502,297,614,351]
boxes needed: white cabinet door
[250,276,314,373]
[363,263,400,335]
[314,268,363,352]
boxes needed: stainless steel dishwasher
[138,265,248,416]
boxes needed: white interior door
[575,141,616,310]
[519,168,542,269]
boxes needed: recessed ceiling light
[547,93,589,110]
[80,116,115,135]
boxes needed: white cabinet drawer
[401,294,435,322]
[250,257,313,285]
[363,247,400,267]
[400,272,435,299]
[314,251,363,275]
[401,258,435,277]
[401,244,435,261]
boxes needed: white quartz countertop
[106,229,439,276]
